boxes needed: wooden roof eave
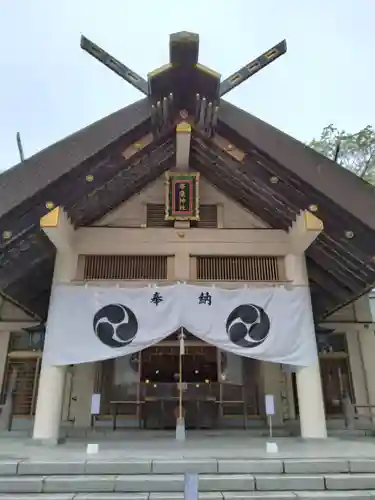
[218,100,375,234]
[3,256,54,320]
[0,107,155,253]
[0,126,176,317]
[0,98,151,221]
[191,130,375,318]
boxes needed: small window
[146,204,173,227]
[191,205,218,228]
[83,255,168,280]
[195,256,283,281]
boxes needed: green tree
[309,124,375,185]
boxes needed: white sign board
[91,393,101,415]
[265,394,275,416]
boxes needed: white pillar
[296,363,327,438]
[33,249,77,444]
[32,365,66,443]
[285,253,327,438]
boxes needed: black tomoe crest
[93,304,138,348]
[226,304,270,348]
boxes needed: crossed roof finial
[80,32,287,100]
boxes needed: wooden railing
[111,382,257,404]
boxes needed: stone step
[2,428,373,440]
[2,458,375,476]
[0,492,375,500]
[1,473,375,494]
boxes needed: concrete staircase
[5,415,375,440]
[1,457,375,499]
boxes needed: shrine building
[1,32,375,445]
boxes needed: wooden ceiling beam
[192,157,285,228]
[192,155,276,224]
[191,141,293,226]
[309,283,338,319]
[308,244,366,292]
[307,258,352,303]
[318,235,372,280]
[194,133,299,219]
[71,139,175,226]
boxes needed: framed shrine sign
[165,172,200,221]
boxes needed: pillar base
[175,417,186,441]
[32,364,67,445]
[299,436,328,441]
[30,437,66,446]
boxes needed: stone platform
[1,431,375,498]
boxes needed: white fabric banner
[44,284,181,366]
[180,284,316,366]
[43,283,317,367]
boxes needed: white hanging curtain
[43,283,317,367]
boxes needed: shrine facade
[0,32,375,443]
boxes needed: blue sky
[1,0,374,171]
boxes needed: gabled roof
[1,33,375,321]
